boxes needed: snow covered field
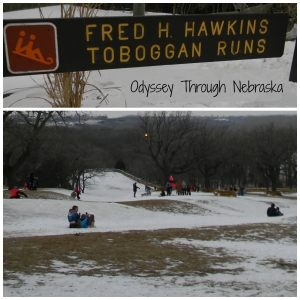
[3,172,297,296]
[3,6,297,108]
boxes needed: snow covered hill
[3,172,297,296]
[4,172,296,238]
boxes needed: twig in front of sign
[36,3,108,107]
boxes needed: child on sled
[68,205,95,228]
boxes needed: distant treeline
[3,112,297,192]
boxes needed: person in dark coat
[187,184,191,195]
[166,183,171,196]
[133,182,140,197]
[33,177,39,190]
[159,189,166,197]
[181,181,187,195]
[267,203,277,217]
[238,187,244,196]
[276,207,283,216]
[29,173,34,190]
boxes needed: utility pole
[133,3,145,16]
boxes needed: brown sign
[3,14,288,77]
[4,23,59,74]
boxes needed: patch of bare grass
[4,223,296,281]
[3,229,243,280]
[118,199,211,215]
[258,258,297,272]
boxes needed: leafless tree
[4,111,58,188]
[3,111,72,189]
[136,112,197,183]
[193,125,238,189]
[246,123,296,192]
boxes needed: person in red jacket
[10,186,28,199]
[75,186,81,200]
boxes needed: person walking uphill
[133,182,140,197]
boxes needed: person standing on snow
[29,172,34,190]
[166,183,171,196]
[75,186,81,200]
[133,182,140,197]
[176,180,182,195]
[24,175,30,190]
[182,181,187,195]
[187,183,191,195]
[33,177,39,190]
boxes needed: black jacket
[267,206,277,217]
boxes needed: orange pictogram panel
[4,23,59,74]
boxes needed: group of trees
[3,111,296,192]
[137,112,296,191]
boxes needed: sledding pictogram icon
[13,30,54,65]
[4,22,59,74]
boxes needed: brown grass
[258,258,297,273]
[38,4,109,108]
[3,223,296,281]
[119,199,211,215]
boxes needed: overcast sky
[84,110,296,118]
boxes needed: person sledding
[67,205,95,228]
[276,207,284,216]
[267,203,284,217]
[10,186,28,199]
[159,188,166,197]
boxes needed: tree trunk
[271,179,278,192]
[269,167,280,192]
[204,176,210,189]
[5,168,18,190]
[81,172,85,193]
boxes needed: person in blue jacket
[68,205,89,228]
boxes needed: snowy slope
[3,6,297,108]
[3,172,297,238]
[3,172,297,297]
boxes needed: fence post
[289,41,297,82]
[133,3,145,16]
